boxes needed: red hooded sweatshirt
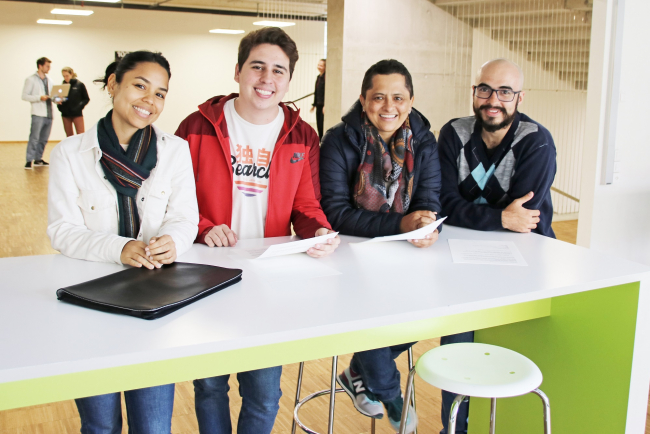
[175,94,331,242]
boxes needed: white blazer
[22,73,53,117]
[47,123,199,264]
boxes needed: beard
[473,100,518,133]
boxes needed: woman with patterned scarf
[47,51,199,433]
[320,59,442,433]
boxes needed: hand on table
[306,228,340,258]
[205,224,238,247]
[120,240,157,269]
[145,235,176,265]
[502,192,540,233]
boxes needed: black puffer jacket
[319,101,442,238]
[57,78,90,118]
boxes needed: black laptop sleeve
[56,262,242,320]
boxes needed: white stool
[292,348,418,434]
[399,343,550,434]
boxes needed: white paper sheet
[447,239,528,266]
[235,232,339,260]
[351,217,447,244]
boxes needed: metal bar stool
[292,348,418,434]
[399,343,550,434]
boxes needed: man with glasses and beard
[435,58,556,434]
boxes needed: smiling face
[473,60,524,133]
[62,71,72,83]
[359,73,414,142]
[107,61,169,143]
[234,43,291,124]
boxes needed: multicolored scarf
[97,110,157,238]
[353,114,414,213]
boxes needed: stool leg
[448,394,467,434]
[399,367,417,434]
[370,418,375,434]
[407,347,417,434]
[328,356,338,434]
[531,388,551,434]
[291,362,305,434]
[489,398,497,434]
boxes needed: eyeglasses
[473,85,521,102]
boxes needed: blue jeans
[350,342,415,403]
[75,384,175,434]
[440,331,474,434]
[26,115,52,162]
[194,366,282,434]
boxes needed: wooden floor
[0,141,643,433]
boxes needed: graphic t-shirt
[224,99,284,240]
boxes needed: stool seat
[415,343,543,398]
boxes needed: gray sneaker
[337,366,384,418]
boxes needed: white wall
[0,1,325,142]
[325,0,472,134]
[578,0,650,265]
[471,29,586,215]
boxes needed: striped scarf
[353,114,414,213]
[97,110,157,238]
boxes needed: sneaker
[24,161,33,170]
[337,366,384,418]
[385,395,418,433]
[34,159,49,166]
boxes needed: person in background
[437,58,557,433]
[310,58,326,140]
[21,57,53,169]
[320,59,442,434]
[47,51,199,434]
[58,66,90,136]
[176,27,339,434]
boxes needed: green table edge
[1,297,551,410]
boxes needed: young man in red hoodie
[176,27,339,434]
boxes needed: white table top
[2,226,649,384]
